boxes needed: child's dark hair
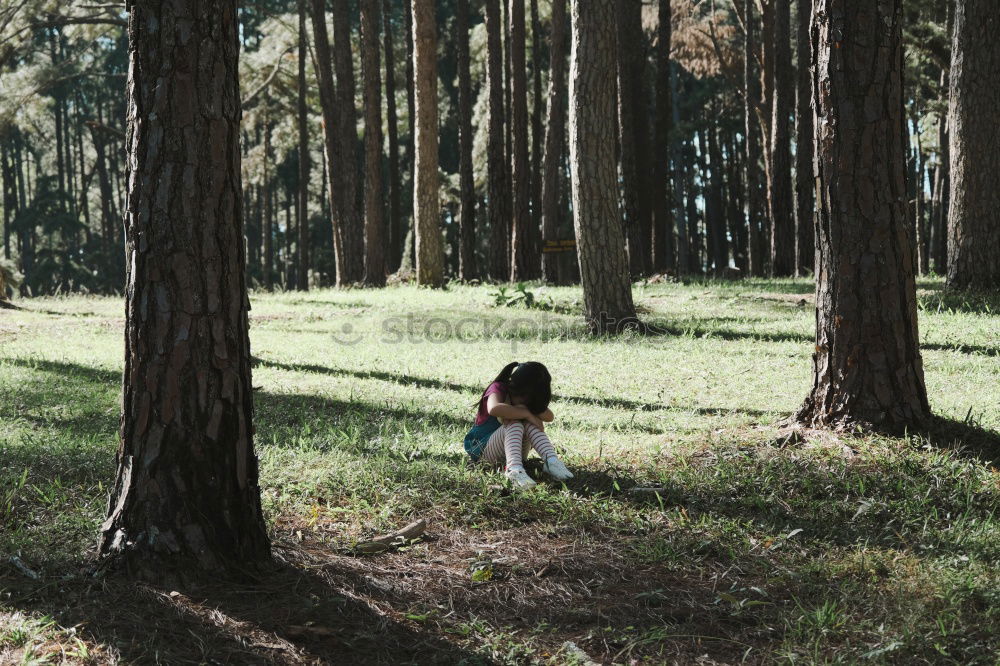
[484,361,552,415]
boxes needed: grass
[1,277,999,664]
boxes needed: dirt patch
[2,522,770,664]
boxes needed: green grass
[1,278,999,664]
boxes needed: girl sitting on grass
[464,361,574,489]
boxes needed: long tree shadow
[259,359,766,414]
[2,561,491,665]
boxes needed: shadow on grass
[1,562,488,665]
[917,415,1000,466]
[918,287,1000,316]
[260,359,769,416]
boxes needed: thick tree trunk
[361,0,386,286]
[383,0,403,273]
[296,0,310,291]
[946,0,1000,291]
[652,0,674,274]
[509,0,536,281]
[541,0,568,284]
[310,0,347,286]
[333,0,364,284]
[793,0,814,277]
[617,0,652,278]
[412,0,444,286]
[569,0,638,333]
[797,0,929,432]
[485,0,511,281]
[769,0,794,276]
[744,0,766,277]
[99,0,271,576]
[456,0,477,281]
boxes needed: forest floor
[1,278,1000,665]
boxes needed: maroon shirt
[475,381,507,425]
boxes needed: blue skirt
[464,416,501,462]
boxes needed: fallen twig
[352,519,427,555]
[9,555,40,580]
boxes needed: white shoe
[505,467,537,490]
[543,457,574,481]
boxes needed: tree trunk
[529,0,543,274]
[412,0,444,287]
[333,0,364,284]
[617,0,652,278]
[361,0,386,286]
[652,0,674,274]
[398,0,416,272]
[541,0,568,284]
[913,116,926,276]
[946,0,1000,291]
[99,0,271,576]
[672,64,688,275]
[485,0,511,281]
[456,0,477,281]
[509,0,535,281]
[793,0,814,277]
[296,0,310,291]
[744,0,766,277]
[769,0,794,276]
[383,0,403,273]
[263,106,274,291]
[569,0,638,333]
[726,130,749,272]
[310,0,343,285]
[797,0,929,432]
[706,116,728,275]
[931,106,949,276]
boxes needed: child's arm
[487,392,534,422]
[539,408,554,422]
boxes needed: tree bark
[652,0,674,274]
[529,0,543,275]
[744,0,766,277]
[793,0,814,277]
[383,0,403,273]
[706,115,728,275]
[798,0,929,432]
[361,0,386,286]
[617,0,652,278]
[399,0,417,272]
[485,0,510,281]
[310,0,347,286]
[509,0,535,281]
[263,105,274,291]
[541,0,568,284]
[569,0,638,333]
[296,0,310,291]
[456,0,477,281]
[333,0,364,284]
[946,0,1000,291]
[99,0,271,576]
[411,0,443,287]
[769,0,794,276]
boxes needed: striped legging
[479,420,557,470]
